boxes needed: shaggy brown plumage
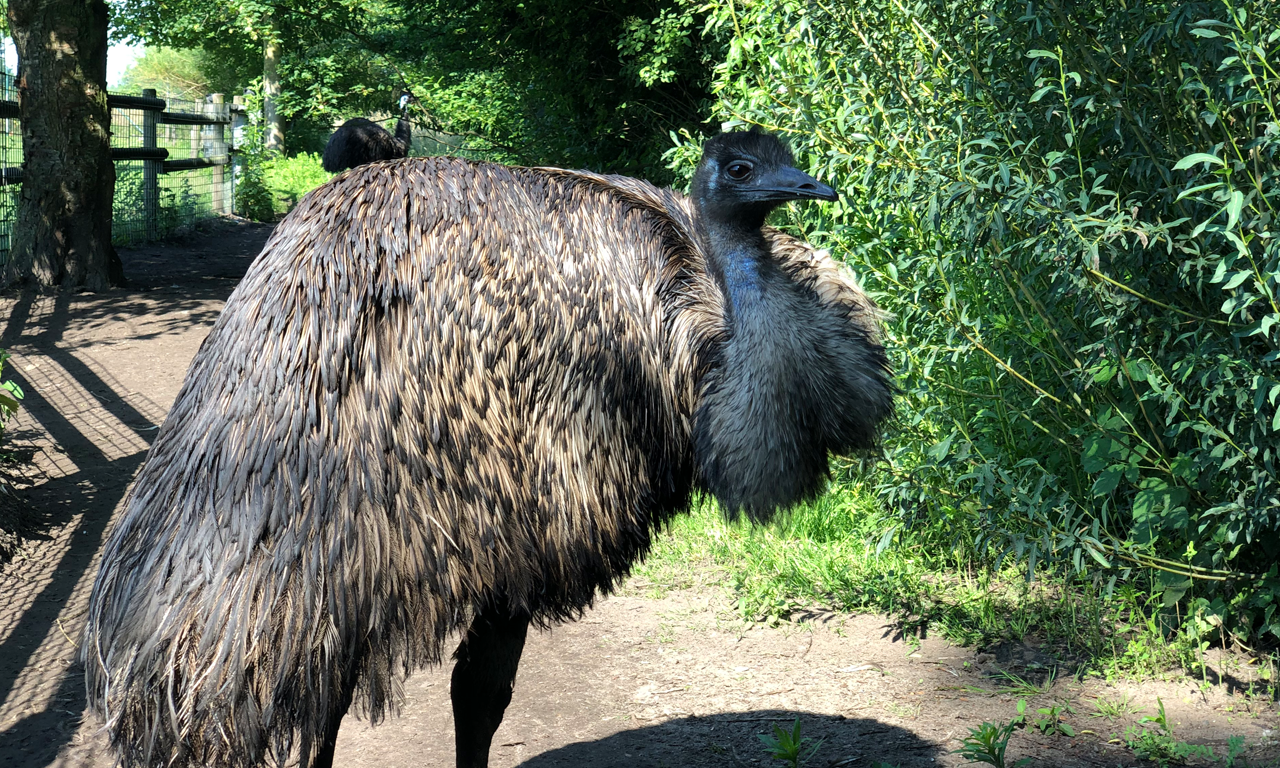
[82,133,892,768]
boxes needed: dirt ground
[0,217,1277,768]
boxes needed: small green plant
[758,718,823,768]
[1123,697,1215,767]
[157,176,204,236]
[1140,697,1173,735]
[1032,702,1075,737]
[0,349,23,438]
[954,720,1029,768]
[1218,737,1249,762]
[235,158,276,222]
[1222,735,1247,768]
[991,669,1055,697]
[1008,699,1031,730]
[1090,693,1143,722]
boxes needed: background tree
[116,47,238,99]
[3,0,121,290]
[112,0,369,154]
[111,0,719,178]
[379,0,716,180]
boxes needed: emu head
[692,130,837,232]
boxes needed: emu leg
[311,663,361,768]
[450,605,530,768]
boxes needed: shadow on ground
[0,218,274,767]
[514,710,939,767]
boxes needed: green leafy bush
[234,159,276,223]
[233,88,279,223]
[112,169,209,243]
[0,348,26,563]
[679,0,1280,644]
[262,152,329,214]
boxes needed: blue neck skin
[709,227,768,314]
[721,247,762,307]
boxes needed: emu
[82,130,893,768]
[321,93,412,173]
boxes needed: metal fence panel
[1,73,21,264]
[0,79,234,267]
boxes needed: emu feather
[83,133,893,768]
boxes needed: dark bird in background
[321,92,413,173]
[82,130,893,768]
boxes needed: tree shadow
[0,457,140,767]
[0,218,273,767]
[513,711,942,768]
[0,291,160,765]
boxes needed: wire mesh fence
[0,79,235,267]
[1,73,22,264]
[109,92,233,246]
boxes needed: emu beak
[747,166,839,203]
[757,166,839,203]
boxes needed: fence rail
[0,80,245,266]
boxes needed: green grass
[636,481,1280,689]
[1089,693,1144,722]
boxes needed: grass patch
[638,481,1280,691]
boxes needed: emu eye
[725,161,753,181]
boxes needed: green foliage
[114,0,385,155]
[758,718,823,768]
[116,47,231,99]
[1223,734,1248,768]
[1123,697,1215,766]
[236,159,276,223]
[683,0,1280,646]
[370,0,719,178]
[111,170,209,243]
[954,719,1029,768]
[1090,693,1143,722]
[0,350,23,442]
[1030,701,1075,738]
[991,670,1055,698]
[115,0,719,174]
[618,6,699,87]
[1009,697,1074,738]
[233,89,280,222]
[261,152,329,213]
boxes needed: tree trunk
[3,0,122,291]
[262,15,284,154]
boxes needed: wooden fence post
[208,94,228,215]
[142,88,159,239]
[231,94,247,216]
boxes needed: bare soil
[0,217,1276,768]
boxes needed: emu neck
[705,218,775,318]
[695,210,830,520]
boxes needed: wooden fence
[0,85,246,262]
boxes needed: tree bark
[3,0,122,291]
[262,15,284,154]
